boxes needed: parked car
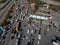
[18,34,20,38]
[27,29,30,34]
[11,34,15,39]
[38,34,41,40]
[27,41,30,45]
[16,39,18,45]
[37,40,40,44]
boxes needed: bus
[29,15,48,21]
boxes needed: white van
[52,42,59,45]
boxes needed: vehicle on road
[34,29,37,34]
[58,29,60,31]
[52,41,59,45]
[27,29,29,34]
[26,36,28,39]
[27,41,30,45]
[38,34,41,40]
[31,29,34,34]
[38,30,41,34]
[11,34,15,39]
[11,36,14,39]
[16,39,18,45]
[18,34,20,38]
[46,27,49,31]
[51,36,60,45]
[2,35,6,40]
[17,38,21,45]
[44,14,52,19]
[29,15,48,21]
[51,39,59,45]
[0,26,4,36]
[37,40,40,44]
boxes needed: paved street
[0,0,13,18]
[0,0,14,24]
[0,0,11,9]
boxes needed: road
[0,0,13,18]
[0,0,14,24]
[1,0,30,45]
[3,0,33,45]
[0,0,11,9]
[41,0,60,6]
[20,20,55,45]
[20,13,60,45]
[19,5,60,45]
